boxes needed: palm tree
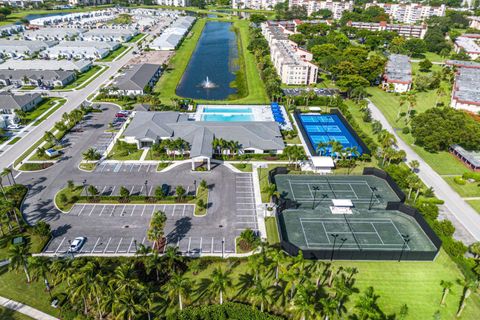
[147,210,167,251]
[29,256,52,293]
[439,280,453,305]
[289,284,317,320]
[83,148,101,161]
[141,285,165,320]
[8,244,31,283]
[262,183,279,204]
[317,142,329,156]
[250,278,272,312]
[144,251,163,282]
[354,287,383,320]
[163,246,182,273]
[2,167,14,185]
[166,273,192,311]
[319,297,338,320]
[408,160,420,172]
[112,288,142,320]
[266,247,286,285]
[456,278,478,317]
[209,267,232,305]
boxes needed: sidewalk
[0,296,58,320]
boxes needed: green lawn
[107,142,143,160]
[7,137,21,145]
[155,18,268,105]
[194,186,208,216]
[54,186,83,212]
[79,162,96,172]
[156,162,172,171]
[128,33,145,43]
[444,176,480,198]
[265,216,280,245]
[62,65,105,90]
[183,249,479,320]
[420,52,446,63]
[232,163,253,172]
[467,200,480,214]
[32,98,66,126]
[0,306,34,320]
[21,98,62,125]
[366,87,470,175]
[100,45,130,62]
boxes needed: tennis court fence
[271,167,442,261]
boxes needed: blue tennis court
[299,113,364,156]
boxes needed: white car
[68,237,86,253]
[7,124,22,130]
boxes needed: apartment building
[261,22,318,85]
[23,28,85,41]
[446,60,480,112]
[289,0,354,18]
[41,41,119,60]
[0,0,42,7]
[155,0,190,6]
[454,34,480,60]
[366,2,446,24]
[382,54,412,93]
[232,0,282,10]
[469,16,480,30]
[346,21,428,39]
[0,40,57,58]
[68,0,112,5]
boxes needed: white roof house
[41,41,120,60]
[23,27,85,41]
[0,59,92,73]
[0,39,57,58]
[81,29,138,43]
[150,16,195,50]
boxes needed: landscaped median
[59,65,108,91]
[55,181,210,215]
[100,45,131,62]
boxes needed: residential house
[150,16,195,50]
[0,93,43,127]
[0,40,57,58]
[111,64,162,96]
[0,70,76,87]
[454,34,480,60]
[23,27,85,41]
[0,59,92,73]
[446,60,480,112]
[382,54,412,93]
[42,41,119,60]
[81,29,138,43]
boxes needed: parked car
[7,124,22,130]
[115,113,127,118]
[68,237,86,253]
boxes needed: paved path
[0,296,58,320]
[368,99,480,243]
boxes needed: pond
[176,21,239,100]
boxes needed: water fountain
[200,76,217,89]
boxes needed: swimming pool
[298,114,364,156]
[203,107,252,113]
[201,114,253,121]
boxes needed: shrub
[59,193,68,204]
[171,302,285,320]
[454,176,467,185]
[462,172,480,181]
[402,126,410,134]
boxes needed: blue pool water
[299,114,364,156]
[203,107,252,113]
[202,114,253,122]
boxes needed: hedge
[169,302,285,320]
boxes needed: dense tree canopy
[411,108,480,152]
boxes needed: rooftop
[114,64,161,91]
[0,59,92,71]
[385,54,412,83]
[0,93,42,110]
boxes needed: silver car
[68,237,86,253]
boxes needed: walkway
[0,296,59,320]
[368,99,480,243]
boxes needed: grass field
[467,200,480,214]
[107,142,143,160]
[366,87,470,175]
[128,33,145,43]
[7,137,21,145]
[55,186,83,212]
[444,176,480,198]
[232,163,253,172]
[21,98,63,125]
[194,186,208,216]
[62,65,105,90]
[265,216,280,245]
[100,45,130,62]
[155,18,268,105]
[32,98,66,126]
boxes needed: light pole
[133,239,137,253]
[67,240,74,259]
[368,186,378,210]
[221,239,225,259]
[144,180,148,197]
[398,234,410,262]
[83,179,88,197]
[194,179,197,194]
[330,233,339,261]
[312,186,319,210]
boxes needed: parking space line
[199,237,203,253]
[121,204,127,216]
[127,238,135,252]
[147,164,152,172]
[171,204,176,216]
[99,205,106,216]
[88,206,95,216]
[101,186,107,194]
[211,237,214,253]
[138,164,142,172]
[131,205,136,216]
[151,206,156,216]
[182,205,186,216]
[115,238,123,253]
[141,205,146,216]
[130,165,135,172]
[111,186,116,195]
[141,237,145,245]
[78,204,86,216]
[54,238,65,254]
[91,238,101,252]
[103,238,112,253]
[187,237,191,252]
[109,205,116,216]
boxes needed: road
[368,99,480,242]
[0,42,139,169]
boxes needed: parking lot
[95,162,157,173]
[234,174,258,232]
[92,132,116,154]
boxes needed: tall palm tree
[163,246,182,274]
[2,168,14,185]
[209,267,232,305]
[166,273,192,311]
[8,244,31,283]
[354,287,383,320]
[266,247,286,285]
[28,256,52,292]
[147,210,167,251]
[141,285,166,320]
[112,288,142,320]
[250,278,272,313]
[320,297,338,320]
[456,278,478,317]
[145,252,163,282]
[440,280,453,305]
[289,284,317,320]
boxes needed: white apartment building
[232,0,282,10]
[382,54,412,93]
[347,21,428,39]
[155,0,190,6]
[68,0,112,6]
[446,60,480,112]
[0,0,42,7]
[454,34,480,60]
[261,22,318,85]
[365,2,446,24]
[289,0,354,19]
[469,16,480,30]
